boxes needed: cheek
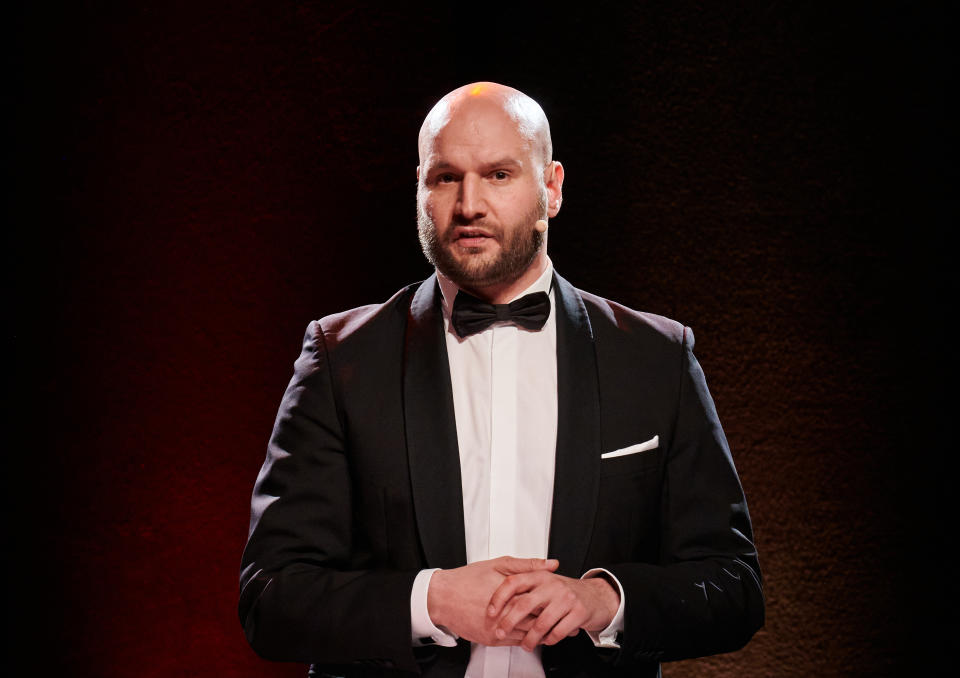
[499,188,539,221]
[422,193,451,224]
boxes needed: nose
[456,173,486,221]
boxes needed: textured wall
[9,2,951,676]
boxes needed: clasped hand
[427,556,620,652]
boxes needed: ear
[545,161,564,218]
[416,165,421,182]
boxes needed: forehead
[421,99,535,169]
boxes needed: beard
[417,187,547,291]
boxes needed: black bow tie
[451,290,551,337]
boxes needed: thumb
[497,557,560,573]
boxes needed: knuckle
[534,619,552,634]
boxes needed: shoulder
[307,281,422,351]
[572,285,693,351]
[289,281,423,388]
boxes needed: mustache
[450,214,494,227]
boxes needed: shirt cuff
[410,568,459,647]
[581,567,625,649]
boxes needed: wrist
[583,576,620,630]
[426,568,449,628]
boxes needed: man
[240,82,764,678]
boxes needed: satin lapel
[404,275,467,569]
[548,273,602,577]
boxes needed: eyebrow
[429,158,523,172]
[484,158,523,169]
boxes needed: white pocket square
[601,435,659,459]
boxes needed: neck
[459,255,549,304]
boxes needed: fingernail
[496,628,505,639]
[488,605,496,616]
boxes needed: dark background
[8,1,952,676]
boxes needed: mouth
[452,227,495,248]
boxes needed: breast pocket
[593,437,663,562]
[599,435,660,478]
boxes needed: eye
[437,173,456,184]
[492,170,509,181]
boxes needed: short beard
[417,185,547,291]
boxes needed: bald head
[418,82,553,168]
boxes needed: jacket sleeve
[606,326,765,664]
[238,321,421,673]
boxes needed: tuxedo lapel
[548,273,602,577]
[404,275,468,569]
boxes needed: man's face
[417,100,548,292]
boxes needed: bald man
[240,83,764,678]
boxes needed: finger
[497,556,559,575]
[514,614,538,633]
[501,598,546,634]
[487,572,544,617]
[519,585,584,650]
[491,628,526,644]
[520,600,570,651]
[540,612,585,646]
[491,614,537,642]
[496,594,547,639]
[499,609,539,633]
[483,617,529,646]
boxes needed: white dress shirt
[410,261,625,678]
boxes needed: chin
[449,246,495,268]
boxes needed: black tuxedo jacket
[239,273,764,677]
